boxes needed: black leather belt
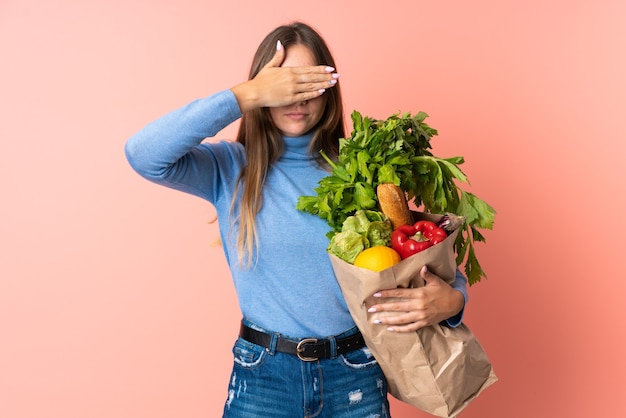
[239,322,366,362]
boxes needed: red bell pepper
[391,220,448,259]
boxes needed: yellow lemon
[353,246,401,271]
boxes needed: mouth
[285,112,308,120]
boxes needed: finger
[421,265,445,287]
[368,299,416,314]
[289,88,329,103]
[386,321,428,332]
[287,74,339,94]
[291,82,337,97]
[372,288,420,299]
[372,312,429,332]
[285,65,339,83]
[373,311,415,324]
[291,65,338,76]
[420,265,441,282]
[264,40,286,69]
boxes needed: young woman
[126,21,467,418]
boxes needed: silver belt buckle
[296,338,319,361]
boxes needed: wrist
[231,82,260,113]
[449,288,465,316]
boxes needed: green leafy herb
[327,210,393,264]
[297,110,496,285]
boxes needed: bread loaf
[376,183,414,230]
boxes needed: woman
[126,21,467,417]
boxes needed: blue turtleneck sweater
[125,89,467,338]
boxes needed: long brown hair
[233,22,345,265]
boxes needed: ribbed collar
[280,132,316,162]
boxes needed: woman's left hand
[367,266,465,332]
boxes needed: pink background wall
[2,1,625,417]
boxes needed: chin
[282,127,312,137]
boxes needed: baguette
[376,183,414,230]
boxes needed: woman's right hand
[231,41,339,113]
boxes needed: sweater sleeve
[124,89,242,201]
[445,269,469,328]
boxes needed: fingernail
[332,73,341,79]
[373,292,382,297]
[328,79,337,85]
[387,327,395,332]
[276,40,282,51]
[367,307,377,313]
[325,66,335,72]
[421,265,428,274]
[373,319,382,324]
[318,88,326,94]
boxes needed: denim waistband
[239,319,365,361]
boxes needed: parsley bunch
[297,110,496,285]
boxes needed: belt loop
[268,332,278,355]
[329,335,337,359]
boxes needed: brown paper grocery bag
[329,213,497,418]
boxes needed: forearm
[125,89,241,179]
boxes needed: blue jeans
[222,321,390,417]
